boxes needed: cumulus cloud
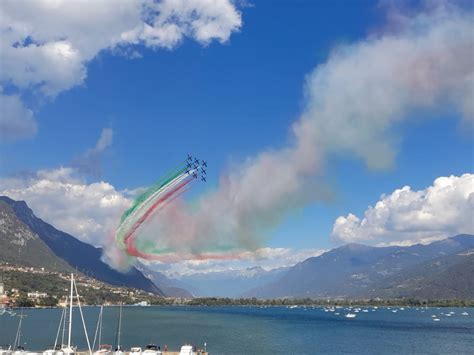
[295,4,474,169]
[0,0,242,140]
[72,128,114,177]
[0,94,37,142]
[331,174,474,246]
[0,167,131,246]
[0,127,128,244]
[114,4,474,267]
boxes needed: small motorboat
[94,345,112,355]
[143,344,162,355]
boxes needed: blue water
[1,306,473,354]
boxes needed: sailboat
[12,308,26,355]
[113,303,125,355]
[93,305,112,355]
[44,274,92,355]
[44,306,67,355]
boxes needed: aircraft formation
[186,154,207,182]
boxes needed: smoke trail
[107,4,474,269]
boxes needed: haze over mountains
[1,196,473,300]
[175,266,290,298]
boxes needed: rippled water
[1,306,473,354]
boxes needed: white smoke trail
[108,3,474,268]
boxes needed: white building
[27,291,48,299]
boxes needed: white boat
[179,346,194,355]
[345,313,357,319]
[129,348,142,355]
[433,318,440,322]
[93,346,111,355]
[0,345,12,355]
[143,345,161,355]
[461,312,469,316]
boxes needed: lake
[1,306,473,354]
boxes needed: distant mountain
[247,235,474,299]
[371,247,474,299]
[0,196,164,295]
[0,201,74,272]
[178,266,290,297]
[135,263,194,298]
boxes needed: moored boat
[143,344,161,355]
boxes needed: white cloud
[331,174,474,246]
[295,4,474,170]
[0,167,131,246]
[0,94,37,141]
[0,0,242,139]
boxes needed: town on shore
[1,264,472,309]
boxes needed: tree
[15,295,35,308]
[39,295,58,307]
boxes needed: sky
[0,0,473,275]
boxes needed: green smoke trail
[120,162,187,224]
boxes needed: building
[27,291,48,300]
[0,277,9,308]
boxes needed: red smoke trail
[124,176,193,258]
[126,187,193,261]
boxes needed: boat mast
[61,298,67,348]
[93,305,104,351]
[72,276,92,354]
[13,308,25,349]
[116,302,122,349]
[54,307,66,350]
[67,273,74,349]
[98,306,102,350]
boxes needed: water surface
[1,306,473,354]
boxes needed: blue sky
[0,0,473,271]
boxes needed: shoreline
[4,300,474,310]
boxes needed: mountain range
[245,234,474,299]
[175,266,290,297]
[1,195,473,300]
